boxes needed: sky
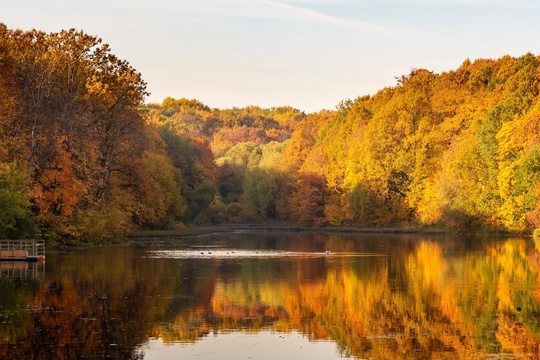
[2,0,540,112]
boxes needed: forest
[1,23,540,245]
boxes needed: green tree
[0,162,35,238]
[243,168,294,220]
[189,179,218,223]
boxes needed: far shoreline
[129,223,526,241]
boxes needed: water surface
[1,231,540,359]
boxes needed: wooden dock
[0,239,45,262]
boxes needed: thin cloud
[261,0,427,38]
[402,0,539,7]
[169,0,423,39]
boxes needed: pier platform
[0,239,45,261]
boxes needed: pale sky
[2,0,540,112]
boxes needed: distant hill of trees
[1,23,540,244]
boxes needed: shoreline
[63,223,533,248]
[129,223,516,240]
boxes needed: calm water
[1,231,540,359]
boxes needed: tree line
[1,23,540,245]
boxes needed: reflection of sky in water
[149,249,325,258]
[148,249,386,259]
[141,331,342,360]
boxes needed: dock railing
[0,239,45,261]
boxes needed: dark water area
[1,231,540,359]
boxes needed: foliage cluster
[0,23,305,244]
[300,57,540,232]
[2,22,540,243]
[0,24,182,245]
[153,55,540,233]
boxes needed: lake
[1,230,540,359]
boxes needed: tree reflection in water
[1,232,540,359]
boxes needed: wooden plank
[0,250,28,258]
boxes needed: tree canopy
[2,22,540,244]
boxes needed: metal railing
[0,239,45,260]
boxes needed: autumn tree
[292,172,327,226]
[0,24,161,243]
